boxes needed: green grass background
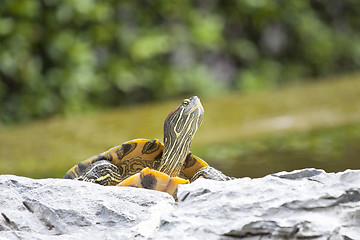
[1,73,359,178]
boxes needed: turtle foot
[117,167,189,197]
[191,166,233,182]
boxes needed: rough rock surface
[1,169,360,239]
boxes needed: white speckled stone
[0,175,173,239]
[1,169,360,240]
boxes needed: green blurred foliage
[1,0,360,123]
[200,123,360,178]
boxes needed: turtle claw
[117,167,189,197]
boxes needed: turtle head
[159,96,204,177]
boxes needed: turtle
[64,96,231,197]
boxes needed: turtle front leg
[190,166,233,182]
[77,160,123,186]
[117,167,189,197]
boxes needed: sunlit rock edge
[1,168,359,240]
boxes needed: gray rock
[0,175,174,239]
[1,169,360,240]
[159,168,360,240]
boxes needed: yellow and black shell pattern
[63,138,209,183]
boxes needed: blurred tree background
[1,0,360,179]
[1,0,360,124]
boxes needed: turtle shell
[63,138,208,182]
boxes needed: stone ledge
[1,169,359,239]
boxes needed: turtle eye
[182,99,190,106]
